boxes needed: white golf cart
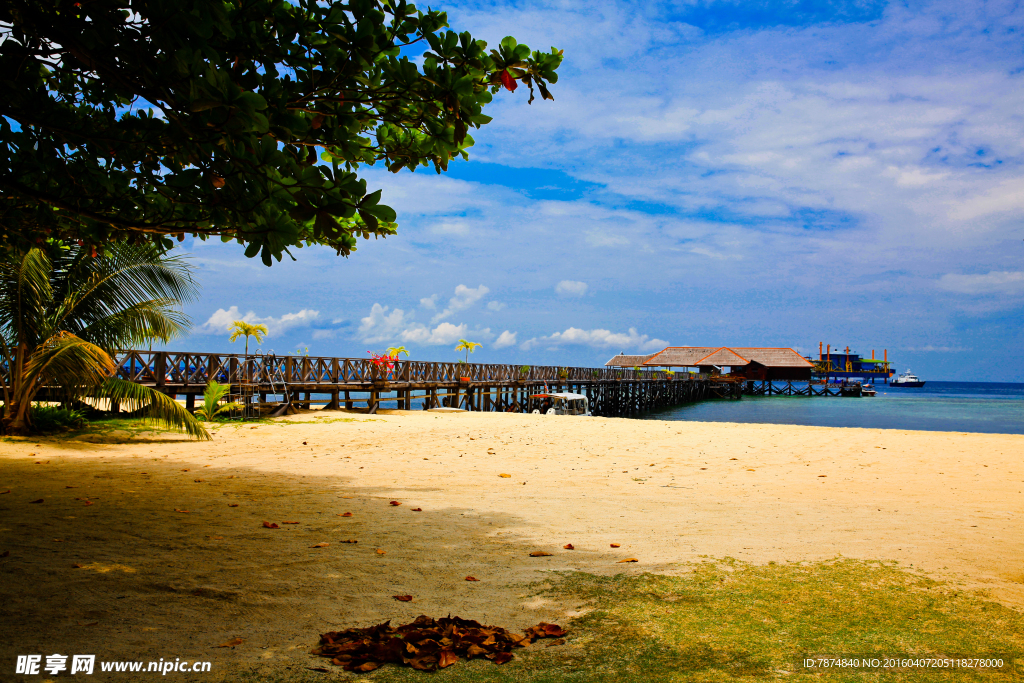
[529,392,591,416]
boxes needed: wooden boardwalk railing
[104,350,725,417]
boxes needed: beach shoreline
[1,410,1021,677]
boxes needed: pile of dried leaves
[311,615,567,672]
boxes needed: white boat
[890,369,925,387]
[529,392,591,416]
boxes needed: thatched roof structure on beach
[642,346,812,369]
[641,347,720,367]
[729,347,815,368]
[604,353,655,367]
[640,345,813,380]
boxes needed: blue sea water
[642,382,1024,435]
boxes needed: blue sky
[178,0,1024,382]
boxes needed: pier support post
[325,390,340,410]
[185,393,195,413]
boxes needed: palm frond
[49,243,198,350]
[24,333,116,392]
[98,378,211,441]
[0,249,54,348]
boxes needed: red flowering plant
[368,351,396,381]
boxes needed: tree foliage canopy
[0,0,562,264]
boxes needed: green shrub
[30,405,87,432]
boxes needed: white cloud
[198,306,320,336]
[938,271,1024,295]
[555,280,589,296]
[494,330,518,348]
[486,301,507,311]
[420,294,438,310]
[358,303,414,344]
[521,327,668,352]
[358,303,492,346]
[432,284,490,322]
[401,322,472,346]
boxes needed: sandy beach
[1,410,1021,678]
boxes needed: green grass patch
[239,558,1023,683]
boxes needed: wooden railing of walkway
[105,350,728,417]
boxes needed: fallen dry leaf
[65,486,76,489]
[216,638,243,648]
[282,521,300,524]
[78,620,99,627]
[303,441,308,445]
[28,499,43,504]
[262,521,280,529]
[174,509,190,513]
[194,479,204,483]
[311,542,330,548]
[546,638,566,647]
[181,469,189,472]
[498,473,511,478]
[228,503,239,507]
[0,489,10,494]
[747,469,756,472]
[208,536,224,540]
[375,548,386,555]
[465,576,479,582]
[389,501,401,506]
[617,558,639,563]
[411,507,422,512]
[312,615,566,672]
[83,500,94,506]
[818,475,827,477]
[339,512,353,517]
[392,595,413,602]
[563,543,574,550]
[610,543,620,548]
[340,539,358,544]
[529,551,553,557]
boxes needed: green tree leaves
[0,0,562,265]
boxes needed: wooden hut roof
[642,347,720,367]
[643,345,814,368]
[693,347,750,366]
[604,353,655,367]
[729,347,814,368]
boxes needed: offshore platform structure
[811,343,894,385]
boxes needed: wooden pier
[107,350,728,418]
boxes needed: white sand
[1,410,1021,678]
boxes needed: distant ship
[890,369,925,387]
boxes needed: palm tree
[194,381,239,421]
[454,339,482,364]
[228,320,268,356]
[386,346,409,359]
[0,243,208,438]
